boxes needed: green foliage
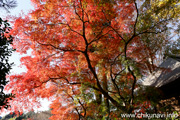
[1,112,16,120]
[1,110,52,120]
[164,39,180,56]
[137,0,180,58]
[0,17,15,110]
[0,0,16,111]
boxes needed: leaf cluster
[6,0,180,119]
[0,17,15,110]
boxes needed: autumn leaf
[6,0,180,119]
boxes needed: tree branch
[37,41,83,53]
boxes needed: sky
[0,0,51,117]
[0,1,34,74]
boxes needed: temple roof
[142,55,180,87]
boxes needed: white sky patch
[0,0,51,117]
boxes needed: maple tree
[5,0,179,119]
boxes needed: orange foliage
[5,0,166,119]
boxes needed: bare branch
[109,26,126,43]
[89,29,113,45]
[37,41,83,53]
[133,0,139,35]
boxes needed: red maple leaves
[4,0,169,119]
